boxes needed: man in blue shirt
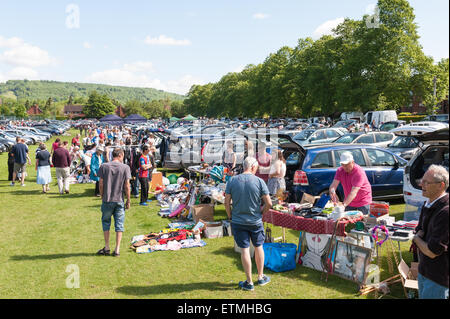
[10,137,31,186]
[225,156,272,291]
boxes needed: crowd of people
[5,120,448,298]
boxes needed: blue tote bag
[263,243,297,272]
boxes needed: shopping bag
[263,243,297,272]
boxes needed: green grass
[0,129,414,299]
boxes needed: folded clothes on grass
[135,239,206,253]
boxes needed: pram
[70,158,89,183]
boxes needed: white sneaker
[21,184,26,187]
[10,182,15,186]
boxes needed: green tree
[124,99,146,117]
[14,102,27,119]
[84,91,115,118]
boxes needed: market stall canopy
[99,114,124,124]
[182,114,197,121]
[124,113,147,123]
[170,116,181,122]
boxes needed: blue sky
[0,0,448,95]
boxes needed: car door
[365,148,403,197]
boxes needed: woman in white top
[223,140,236,171]
[267,149,287,196]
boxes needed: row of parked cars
[150,117,448,221]
[0,120,71,154]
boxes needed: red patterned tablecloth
[262,209,363,237]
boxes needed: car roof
[389,124,447,136]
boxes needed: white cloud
[253,13,270,20]
[232,65,245,73]
[0,35,56,68]
[123,61,154,73]
[365,3,378,14]
[165,75,205,95]
[0,36,23,48]
[313,17,344,39]
[7,67,39,80]
[83,41,92,49]
[144,35,191,46]
[85,62,203,95]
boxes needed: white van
[364,110,398,129]
[340,112,364,122]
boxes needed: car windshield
[380,123,397,131]
[390,136,418,148]
[333,120,354,128]
[294,130,314,140]
[334,134,358,143]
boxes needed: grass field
[0,129,414,299]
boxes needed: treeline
[183,0,449,119]
[0,81,187,118]
[0,79,185,104]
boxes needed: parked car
[379,120,406,132]
[333,132,396,148]
[0,137,14,151]
[422,114,449,123]
[0,130,35,145]
[271,135,408,203]
[402,128,449,221]
[407,121,449,129]
[332,120,357,130]
[293,128,345,146]
[387,136,420,160]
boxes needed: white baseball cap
[339,152,354,165]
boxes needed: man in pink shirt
[329,152,372,214]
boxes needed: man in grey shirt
[97,148,131,257]
[225,156,272,291]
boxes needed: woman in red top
[51,138,61,155]
[71,134,80,147]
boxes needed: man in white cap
[329,151,372,214]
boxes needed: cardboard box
[204,221,223,239]
[398,259,419,289]
[192,204,214,223]
[150,172,163,190]
[300,193,317,205]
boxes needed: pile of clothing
[130,225,206,254]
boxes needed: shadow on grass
[212,245,360,296]
[116,281,236,296]
[10,252,98,261]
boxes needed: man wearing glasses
[413,165,449,299]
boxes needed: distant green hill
[0,80,185,103]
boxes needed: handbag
[263,242,297,272]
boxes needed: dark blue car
[273,135,408,202]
